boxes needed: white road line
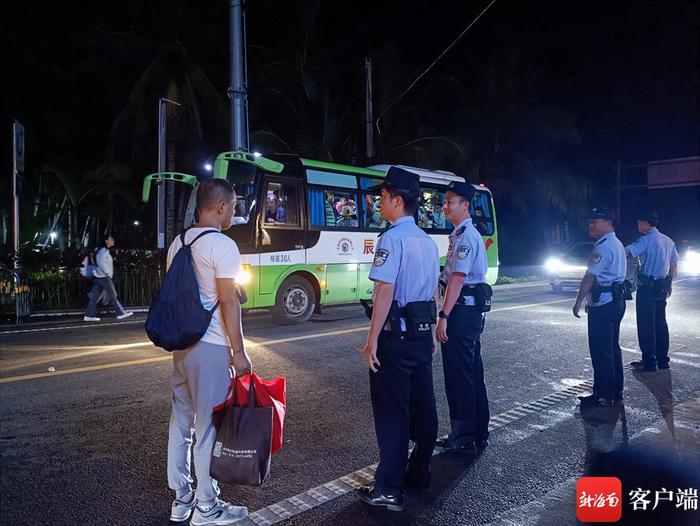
[1,319,143,335]
[236,380,594,526]
[1,296,574,337]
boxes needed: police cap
[367,166,420,195]
[588,206,615,221]
[634,209,659,224]
[445,181,476,201]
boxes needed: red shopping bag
[213,373,286,454]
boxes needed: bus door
[257,178,305,296]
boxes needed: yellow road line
[0,297,576,384]
[0,356,170,384]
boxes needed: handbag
[210,375,273,486]
[213,373,286,455]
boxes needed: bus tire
[273,275,316,324]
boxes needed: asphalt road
[1,279,699,526]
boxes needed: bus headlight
[236,266,252,285]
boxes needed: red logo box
[576,477,622,523]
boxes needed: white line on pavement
[1,319,143,335]
[236,379,595,526]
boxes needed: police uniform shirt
[625,227,679,279]
[440,217,488,287]
[369,216,439,308]
[586,231,626,306]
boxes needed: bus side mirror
[213,159,229,180]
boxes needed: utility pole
[12,120,27,323]
[157,97,180,249]
[365,57,374,160]
[229,0,249,151]
[615,161,621,225]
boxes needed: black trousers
[440,306,490,446]
[587,300,626,400]
[636,284,670,368]
[369,331,437,495]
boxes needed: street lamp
[157,97,181,249]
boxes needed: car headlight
[681,250,700,275]
[545,257,564,273]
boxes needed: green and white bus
[143,151,499,323]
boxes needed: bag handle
[248,374,256,409]
[231,373,256,409]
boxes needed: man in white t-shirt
[165,178,252,526]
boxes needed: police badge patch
[456,245,470,259]
[588,253,602,265]
[374,248,389,266]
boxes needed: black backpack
[146,229,220,352]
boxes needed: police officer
[573,207,627,406]
[356,167,440,511]
[625,210,679,371]
[435,181,491,454]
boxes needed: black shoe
[658,362,670,370]
[476,437,489,449]
[579,395,614,407]
[356,485,405,512]
[630,360,657,372]
[578,393,598,402]
[435,437,477,454]
[614,393,624,402]
[404,466,431,489]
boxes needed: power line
[375,0,498,136]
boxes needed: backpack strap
[179,227,220,247]
[179,228,223,314]
[187,229,220,246]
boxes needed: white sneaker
[117,311,134,320]
[170,492,197,522]
[190,499,248,526]
[83,316,100,322]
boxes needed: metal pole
[157,98,166,248]
[615,161,621,225]
[229,0,249,151]
[157,97,180,249]
[12,121,22,323]
[365,57,374,160]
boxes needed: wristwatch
[438,310,449,320]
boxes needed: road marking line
[0,296,614,383]
[0,357,171,384]
[491,297,572,312]
[237,379,594,526]
[2,294,575,338]
[1,319,143,335]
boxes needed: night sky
[2,0,699,256]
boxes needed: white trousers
[167,340,232,504]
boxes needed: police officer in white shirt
[625,210,679,371]
[435,181,491,454]
[573,206,627,407]
[356,167,440,511]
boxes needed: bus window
[308,188,359,229]
[363,193,389,230]
[418,188,452,232]
[264,182,300,226]
[471,190,494,236]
